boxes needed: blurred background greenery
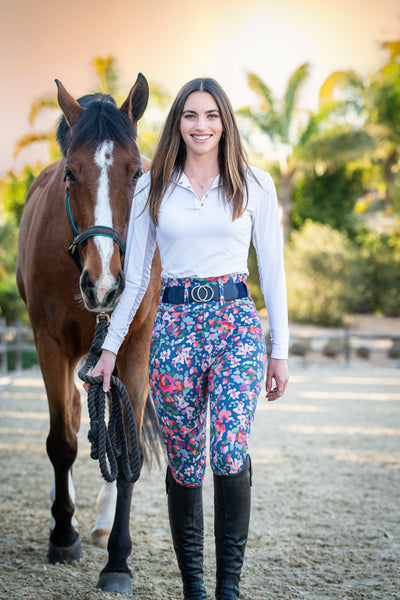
[1,44,399,327]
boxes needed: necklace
[185,171,219,190]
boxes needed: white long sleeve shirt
[103,166,289,358]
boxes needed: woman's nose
[195,116,208,130]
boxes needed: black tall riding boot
[213,455,252,600]
[166,466,207,600]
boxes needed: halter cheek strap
[65,187,126,272]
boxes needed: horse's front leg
[96,466,134,595]
[40,338,82,564]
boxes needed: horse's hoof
[47,536,82,564]
[96,572,132,595]
[90,528,110,548]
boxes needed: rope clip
[96,312,111,325]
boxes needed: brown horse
[16,74,162,594]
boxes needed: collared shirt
[103,166,289,358]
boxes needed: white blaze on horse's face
[94,140,115,303]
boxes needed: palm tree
[237,63,311,240]
[312,39,400,215]
[238,63,378,239]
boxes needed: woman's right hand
[83,349,116,393]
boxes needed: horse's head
[55,75,149,313]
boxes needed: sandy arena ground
[0,355,399,600]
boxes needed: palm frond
[380,39,400,61]
[318,70,364,107]
[236,105,253,118]
[13,132,56,159]
[295,127,374,165]
[28,95,59,125]
[236,105,283,143]
[283,63,310,132]
[245,72,275,111]
[299,99,363,145]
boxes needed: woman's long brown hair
[146,78,251,225]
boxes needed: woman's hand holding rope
[83,349,116,394]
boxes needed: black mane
[56,93,137,157]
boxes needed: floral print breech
[149,274,267,486]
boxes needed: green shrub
[6,349,38,371]
[356,227,400,316]
[291,166,363,238]
[284,221,367,326]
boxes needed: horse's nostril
[117,269,125,292]
[80,269,95,291]
[102,270,125,308]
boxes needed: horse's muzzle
[80,269,125,311]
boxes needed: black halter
[65,187,126,272]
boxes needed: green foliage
[92,55,120,96]
[0,222,28,323]
[356,227,400,316]
[369,62,400,140]
[6,349,38,371]
[139,84,172,158]
[0,164,41,226]
[284,221,367,326]
[0,166,40,324]
[291,166,363,237]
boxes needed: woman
[90,77,289,600]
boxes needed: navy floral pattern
[149,274,267,486]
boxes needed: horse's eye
[131,169,143,183]
[64,169,75,182]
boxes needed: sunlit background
[1,0,399,174]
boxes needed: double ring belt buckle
[190,284,215,303]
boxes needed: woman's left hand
[265,358,289,401]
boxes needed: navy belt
[161,281,248,304]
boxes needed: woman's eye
[131,169,143,182]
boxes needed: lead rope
[78,313,141,483]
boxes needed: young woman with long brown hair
[89,77,289,600]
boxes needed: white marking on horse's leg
[90,481,117,547]
[49,470,79,531]
[93,140,115,303]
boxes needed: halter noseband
[66,187,126,272]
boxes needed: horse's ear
[120,73,149,124]
[55,79,84,127]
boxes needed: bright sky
[0,0,399,176]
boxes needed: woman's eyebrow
[182,109,220,115]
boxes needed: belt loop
[183,279,190,304]
[218,277,225,304]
